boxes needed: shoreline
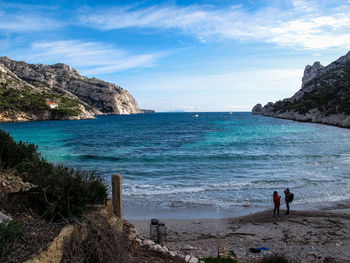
[130,203,350,262]
[124,198,350,220]
[253,112,350,130]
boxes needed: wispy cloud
[23,40,164,75]
[0,9,62,32]
[79,1,350,50]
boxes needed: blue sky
[1,0,350,112]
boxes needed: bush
[0,129,108,220]
[0,86,50,113]
[0,130,39,169]
[50,107,82,117]
[260,254,289,263]
[0,221,23,257]
[61,215,127,263]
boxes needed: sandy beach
[130,202,350,263]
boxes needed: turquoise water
[1,113,350,219]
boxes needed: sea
[1,112,350,220]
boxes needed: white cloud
[0,10,62,32]
[79,1,350,50]
[24,40,163,75]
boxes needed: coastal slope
[0,63,95,121]
[0,57,142,122]
[252,51,350,128]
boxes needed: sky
[1,0,350,112]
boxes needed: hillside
[0,130,182,263]
[252,51,350,128]
[0,57,141,122]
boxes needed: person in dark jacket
[284,188,293,215]
[273,191,281,217]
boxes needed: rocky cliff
[0,57,141,122]
[252,51,350,128]
[0,63,95,122]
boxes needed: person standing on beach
[284,188,294,215]
[273,191,281,217]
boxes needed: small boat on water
[194,114,199,118]
[229,112,232,115]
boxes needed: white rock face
[301,62,323,89]
[0,62,95,121]
[293,50,350,101]
[252,50,350,129]
[0,57,141,116]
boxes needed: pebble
[169,251,176,257]
[153,244,162,252]
[189,256,199,263]
[143,239,155,247]
[184,245,194,250]
[178,253,185,259]
[161,246,169,254]
[185,254,191,262]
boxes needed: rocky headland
[252,51,350,128]
[0,57,142,122]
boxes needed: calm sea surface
[1,112,350,219]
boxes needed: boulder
[0,212,12,224]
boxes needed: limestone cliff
[252,51,350,128]
[0,57,141,122]
[0,63,95,122]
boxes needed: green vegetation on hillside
[0,82,82,117]
[0,130,107,220]
[0,83,49,113]
[271,61,350,116]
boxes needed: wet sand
[130,204,350,262]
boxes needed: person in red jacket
[273,191,281,217]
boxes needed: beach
[2,113,350,262]
[130,201,350,262]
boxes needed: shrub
[0,129,108,220]
[0,130,39,169]
[61,215,127,263]
[0,221,23,257]
[50,107,82,117]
